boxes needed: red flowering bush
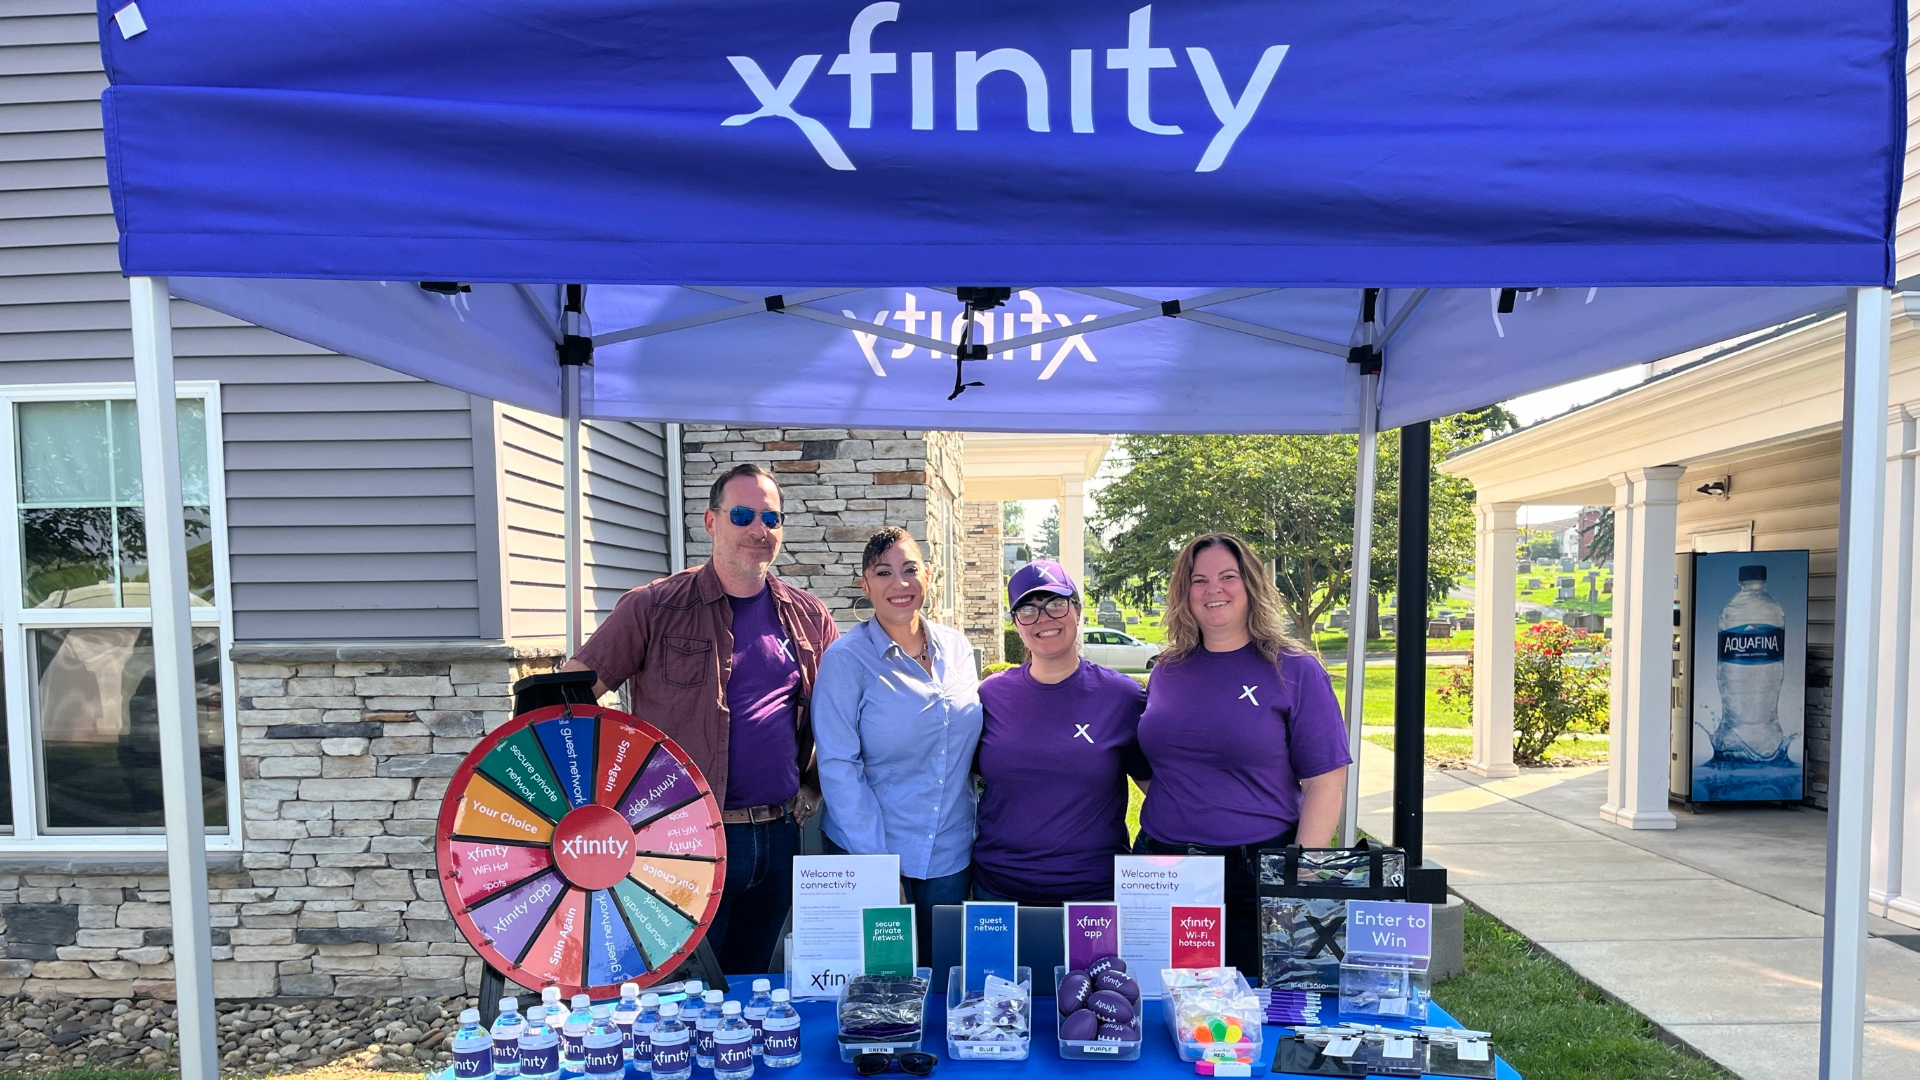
[1433,621,1610,766]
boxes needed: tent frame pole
[129,275,219,1080]
[1394,419,1447,902]
[561,285,587,656]
[1341,370,1380,844]
[666,423,687,571]
[1820,285,1891,1080]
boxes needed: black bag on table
[1258,840,1408,992]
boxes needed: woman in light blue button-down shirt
[814,527,984,963]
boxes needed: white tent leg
[129,275,218,1080]
[562,362,583,656]
[1820,285,1892,1080]
[666,423,687,572]
[1341,369,1380,845]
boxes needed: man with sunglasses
[566,461,837,974]
[971,561,1150,904]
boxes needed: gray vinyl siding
[500,407,673,640]
[0,2,488,642]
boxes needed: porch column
[1059,479,1087,589]
[1602,465,1684,830]
[1872,402,1919,924]
[1468,500,1520,777]
[1601,473,1636,821]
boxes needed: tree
[1090,415,1498,643]
[1002,500,1025,537]
[1585,507,1615,563]
[1035,505,1061,559]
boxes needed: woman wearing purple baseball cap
[970,559,1151,904]
[1135,533,1351,976]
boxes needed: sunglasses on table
[726,505,785,528]
[1012,595,1076,625]
[853,1051,938,1077]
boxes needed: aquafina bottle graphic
[1712,565,1789,762]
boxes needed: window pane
[109,399,211,506]
[111,506,218,608]
[33,627,225,832]
[18,401,111,504]
[22,506,115,608]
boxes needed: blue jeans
[822,835,970,964]
[709,814,800,976]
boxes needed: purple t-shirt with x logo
[1137,644,1351,846]
[973,660,1149,902]
[724,584,802,810]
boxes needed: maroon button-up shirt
[572,562,839,808]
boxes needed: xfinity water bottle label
[1718,624,1784,664]
[453,1047,490,1079]
[762,1022,801,1058]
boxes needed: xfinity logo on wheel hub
[552,804,637,890]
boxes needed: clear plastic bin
[1160,967,1263,1065]
[945,966,1031,1060]
[836,968,932,1063]
[1053,965,1142,1061]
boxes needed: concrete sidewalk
[1354,748,1920,1079]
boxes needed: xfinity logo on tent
[725,3,1288,172]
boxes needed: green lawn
[1367,730,1609,766]
[1327,663,1473,728]
[1437,911,1733,1080]
[1518,562,1614,618]
[1314,630,1473,656]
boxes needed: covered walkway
[1357,751,1920,1079]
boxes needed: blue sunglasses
[726,505,784,528]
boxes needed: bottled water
[744,979,773,1056]
[650,1002,693,1080]
[632,993,661,1075]
[694,989,725,1069]
[561,994,593,1073]
[582,1005,625,1080]
[452,1008,494,1080]
[518,1005,561,1080]
[714,1001,755,1080]
[491,997,525,1080]
[760,989,802,1069]
[1713,565,1790,761]
[611,983,641,1062]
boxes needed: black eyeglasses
[726,506,784,528]
[1012,595,1075,625]
[854,1051,937,1077]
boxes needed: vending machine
[1671,550,1809,805]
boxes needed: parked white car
[1082,627,1162,671]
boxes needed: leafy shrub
[1003,627,1027,664]
[982,661,1019,676]
[1434,621,1610,767]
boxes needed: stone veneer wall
[960,501,1004,664]
[680,427,966,630]
[0,644,561,1000]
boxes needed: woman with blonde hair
[1136,532,1350,976]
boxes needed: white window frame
[0,381,240,855]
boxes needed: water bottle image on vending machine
[1686,550,1809,803]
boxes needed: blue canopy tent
[92,1,1902,1076]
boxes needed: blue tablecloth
[766,980,1521,1079]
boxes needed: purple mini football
[1094,969,1139,1002]
[1086,955,1126,979]
[1059,1008,1101,1042]
[1087,989,1134,1025]
[1096,1021,1139,1043]
[1058,971,1093,1014]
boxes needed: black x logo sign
[1302,912,1346,960]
